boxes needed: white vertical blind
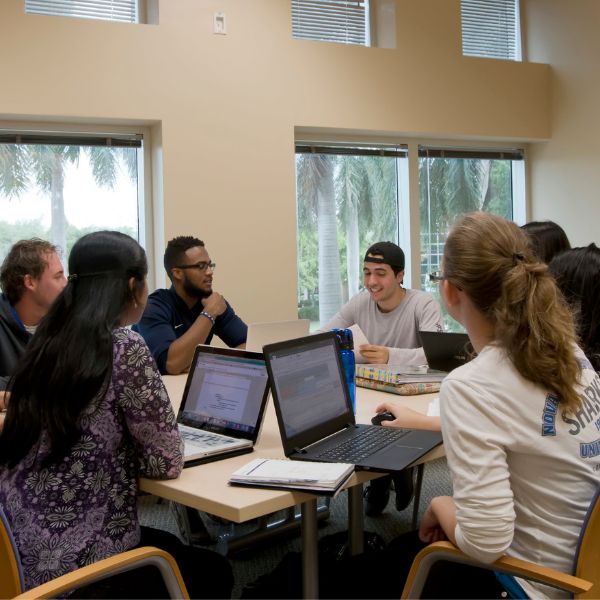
[461,0,521,61]
[292,0,369,46]
[25,0,138,23]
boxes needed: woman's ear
[127,276,138,307]
[441,279,461,308]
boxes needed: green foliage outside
[419,158,513,332]
[296,153,399,324]
[296,152,515,331]
[0,219,136,267]
[0,142,138,268]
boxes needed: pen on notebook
[244,459,268,475]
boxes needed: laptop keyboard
[181,428,235,449]
[317,427,410,463]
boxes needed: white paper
[349,324,370,349]
[231,458,354,486]
[427,397,440,417]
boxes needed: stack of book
[355,364,445,395]
[229,458,355,495]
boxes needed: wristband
[200,311,216,325]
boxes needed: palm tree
[337,155,400,298]
[0,144,29,197]
[337,156,369,298]
[0,143,136,255]
[296,153,343,325]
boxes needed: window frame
[0,120,157,289]
[294,140,408,325]
[461,0,522,61]
[291,0,371,47]
[295,132,528,294]
[23,0,159,24]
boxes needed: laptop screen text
[181,354,268,435]
[268,336,349,438]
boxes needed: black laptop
[419,331,475,373]
[263,332,442,472]
[177,345,270,465]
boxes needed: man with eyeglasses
[135,235,247,375]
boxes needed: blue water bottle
[333,328,356,413]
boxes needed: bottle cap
[331,328,354,350]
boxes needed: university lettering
[580,438,600,459]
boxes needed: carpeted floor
[138,457,453,599]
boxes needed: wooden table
[140,376,443,598]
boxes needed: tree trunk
[345,198,360,299]
[50,152,66,255]
[316,156,342,325]
[479,160,492,211]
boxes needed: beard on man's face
[182,275,212,300]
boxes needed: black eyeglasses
[174,261,216,272]
[428,271,446,283]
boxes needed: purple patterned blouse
[0,328,184,590]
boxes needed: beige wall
[525,0,600,247]
[0,0,551,321]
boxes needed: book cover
[355,376,441,396]
[355,363,447,384]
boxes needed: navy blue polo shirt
[134,286,247,374]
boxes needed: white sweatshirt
[322,288,443,365]
[440,345,600,598]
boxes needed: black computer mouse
[371,411,395,426]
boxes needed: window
[0,131,143,266]
[419,146,525,330]
[461,0,521,61]
[25,0,139,23]
[292,0,370,46]
[295,144,407,327]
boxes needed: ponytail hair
[444,212,581,411]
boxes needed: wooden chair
[0,508,189,599]
[401,485,600,599]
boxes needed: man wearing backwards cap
[323,241,443,366]
[323,241,443,516]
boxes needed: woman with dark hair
[550,243,600,371]
[0,231,232,598]
[520,219,571,263]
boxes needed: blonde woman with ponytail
[415,212,600,599]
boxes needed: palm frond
[88,147,117,189]
[0,144,30,197]
[119,147,138,181]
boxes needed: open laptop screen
[179,347,269,441]
[265,333,351,440]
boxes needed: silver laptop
[177,345,270,465]
[246,319,310,352]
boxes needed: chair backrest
[0,507,25,598]
[573,484,600,599]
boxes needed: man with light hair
[0,238,67,408]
